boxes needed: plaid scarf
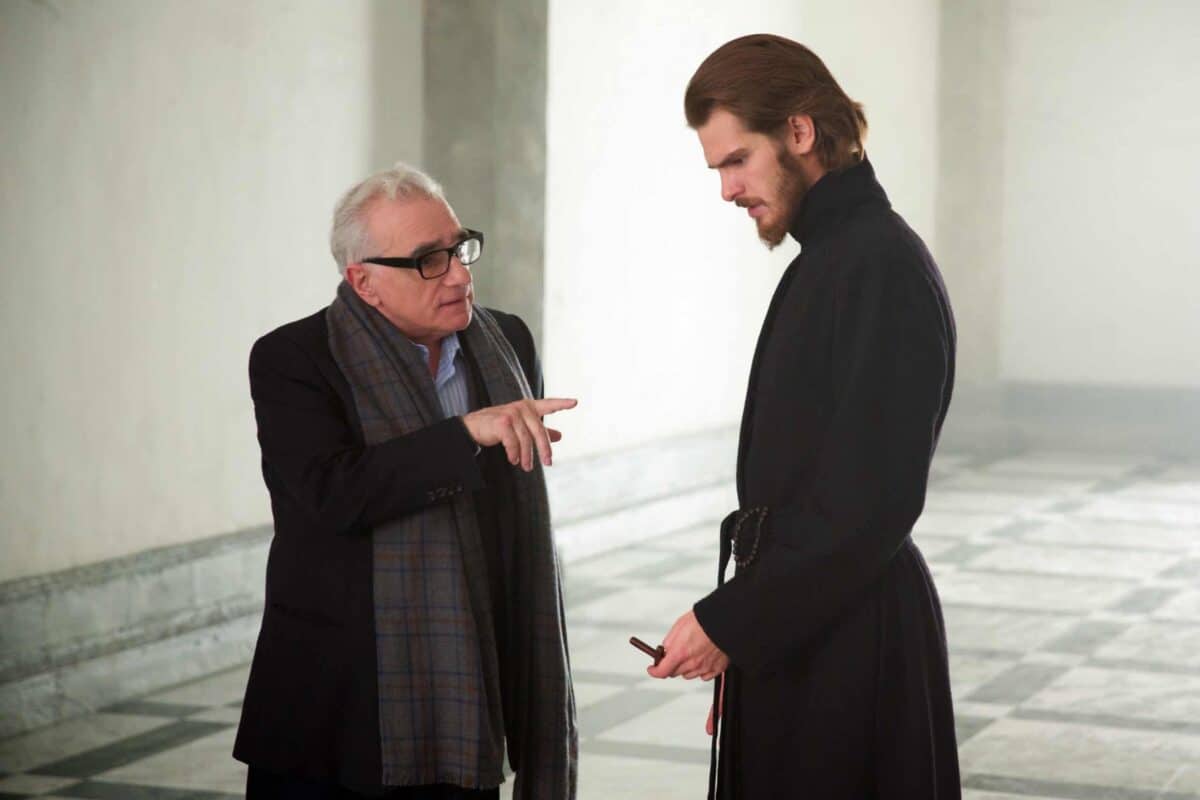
[327,281,576,798]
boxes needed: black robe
[693,158,961,799]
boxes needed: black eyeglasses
[361,229,485,279]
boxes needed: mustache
[735,198,765,209]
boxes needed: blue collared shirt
[412,332,470,419]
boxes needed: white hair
[329,162,447,275]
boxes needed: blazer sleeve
[694,256,951,673]
[249,330,485,537]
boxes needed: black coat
[232,306,541,792]
[694,159,961,799]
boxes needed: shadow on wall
[387,0,548,346]
[370,0,425,176]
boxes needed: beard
[757,148,811,250]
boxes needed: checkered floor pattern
[2,449,1198,799]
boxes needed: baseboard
[0,426,739,738]
[0,527,272,738]
[0,614,259,737]
[940,381,1200,458]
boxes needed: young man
[648,35,961,799]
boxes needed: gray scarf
[327,281,576,798]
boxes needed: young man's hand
[646,609,729,681]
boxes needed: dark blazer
[233,306,541,791]
[694,159,961,798]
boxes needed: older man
[647,35,960,799]
[234,164,577,800]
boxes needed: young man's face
[696,108,809,249]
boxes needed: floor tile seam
[1110,590,1183,615]
[1040,633,1129,656]
[1084,487,1200,505]
[570,669,643,686]
[1158,560,1200,579]
[942,564,1145,583]
[924,504,1058,515]
[0,775,84,797]
[651,581,719,594]
[568,560,716,585]
[1106,490,1200,504]
[920,508,1023,519]
[1073,513,1200,529]
[571,538,715,562]
[26,720,233,779]
[556,488,730,535]
[949,566,1179,584]
[616,557,716,581]
[1016,538,1198,556]
[586,557,1172,585]
[567,616,684,632]
[950,646,1028,660]
[58,780,242,800]
[140,667,251,709]
[954,715,1002,744]
[963,663,1071,705]
[940,601,1088,618]
[1084,657,1200,678]
[1081,615,1200,630]
[963,536,1198,558]
[1010,707,1200,738]
[936,486,1096,499]
[579,738,711,765]
[102,701,213,719]
[576,688,690,739]
[961,771,1200,800]
[563,584,632,606]
[636,544,721,554]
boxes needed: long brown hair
[684,34,868,171]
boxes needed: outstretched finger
[533,397,578,416]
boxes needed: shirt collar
[411,332,462,389]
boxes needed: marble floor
[2,450,1198,799]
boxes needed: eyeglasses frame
[360,228,485,279]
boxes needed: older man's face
[354,195,474,345]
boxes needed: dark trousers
[246,767,501,800]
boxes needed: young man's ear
[784,114,816,158]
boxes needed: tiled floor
[2,450,1198,799]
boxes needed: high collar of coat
[788,155,891,248]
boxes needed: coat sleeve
[693,256,951,674]
[249,330,485,537]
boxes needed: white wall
[0,0,423,582]
[997,1,1200,387]
[543,0,941,459]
